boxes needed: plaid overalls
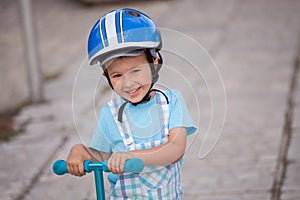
[108,92,183,200]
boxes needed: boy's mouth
[127,87,141,97]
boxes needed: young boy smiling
[66,8,196,199]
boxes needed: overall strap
[108,96,135,150]
[155,89,169,140]
[108,91,169,151]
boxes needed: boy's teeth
[129,88,138,94]
[130,89,137,93]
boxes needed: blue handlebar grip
[52,160,68,175]
[102,158,144,173]
[52,160,93,175]
[124,158,144,173]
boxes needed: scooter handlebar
[52,158,144,175]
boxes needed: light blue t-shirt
[89,90,197,153]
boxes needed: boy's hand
[66,144,90,177]
[107,152,134,174]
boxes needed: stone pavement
[1,0,300,199]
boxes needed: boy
[66,8,196,199]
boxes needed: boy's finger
[107,157,113,171]
[67,164,75,175]
[68,163,79,176]
[115,157,121,173]
[69,164,76,176]
[112,158,121,174]
[78,163,85,176]
[75,165,84,176]
[119,158,125,173]
[66,164,72,175]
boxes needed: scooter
[52,158,144,200]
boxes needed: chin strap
[117,89,169,123]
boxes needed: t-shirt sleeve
[89,107,112,153]
[168,90,197,136]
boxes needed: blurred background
[1,0,300,199]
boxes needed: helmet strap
[130,49,161,106]
[145,49,163,84]
[103,68,114,90]
[118,88,169,123]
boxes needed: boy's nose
[122,73,135,89]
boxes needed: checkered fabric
[108,91,183,199]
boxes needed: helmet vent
[125,10,141,17]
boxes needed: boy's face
[106,53,158,103]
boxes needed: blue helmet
[87,8,162,65]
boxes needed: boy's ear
[153,57,160,65]
[153,57,160,71]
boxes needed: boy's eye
[132,69,140,73]
[111,74,122,78]
[132,67,143,74]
